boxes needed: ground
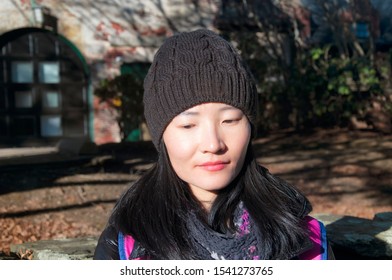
[1,128,391,257]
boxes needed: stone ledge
[7,212,392,260]
[313,212,392,259]
[10,237,97,260]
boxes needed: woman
[94,29,334,260]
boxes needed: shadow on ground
[252,128,392,216]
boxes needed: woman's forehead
[179,103,242,115]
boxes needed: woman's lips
[198,161,229,171]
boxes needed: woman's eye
[223,119,239,124]
[181,124,195,129]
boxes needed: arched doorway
[0,27,91,147]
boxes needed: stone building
[0,0,390,147]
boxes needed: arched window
[0,28,90,147]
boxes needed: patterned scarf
[186,202,263,260]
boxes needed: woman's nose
[199,125,226,154]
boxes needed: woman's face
[163,103,251,207]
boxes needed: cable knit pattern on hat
[143,29,258,149]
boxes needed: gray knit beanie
[143,29,258,149]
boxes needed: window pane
[61,60,84,82]
[15,91,33,108]
[35,33,57,56]
[41,115,62,136]
[42,91,60,108]
[39,62,60,83]
[62,85,85,108]
[12,62,33,83]
[8,34,33,56]
[12,117,35,136]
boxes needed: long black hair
[110,141,312,259]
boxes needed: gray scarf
[186,202,262,260]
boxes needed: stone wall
[0,0,219,78]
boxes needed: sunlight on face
[162,103,251,208]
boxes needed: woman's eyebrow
[179,111,199,116]
[219,106,241,112]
